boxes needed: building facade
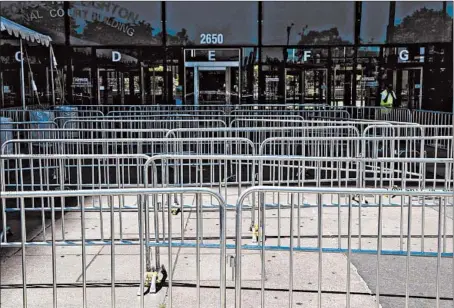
[0,1,453,111]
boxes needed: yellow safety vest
[380,90,395,108]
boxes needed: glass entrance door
[184,49,240,106]
[96,49,141,105]
[400,68,422,110]
[387,67,423,109]
[199,67,227,103]
[285,68,328,104]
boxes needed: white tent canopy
[1,16,52,47]
[1,16,54,109]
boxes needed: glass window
[71,48,94,105]
[391,1,452,43]
[69,1,162,45]
[0,2,66,44]
[166,1,258,45]
[141,48,165,105]
[263,2,355,45]
[331,47,354,106]
[360,1,389,44]
[261,48,284,102]
[95,49,141,105]
[1,40,22,108]
[241,48,259,102]
[357,47,381,107]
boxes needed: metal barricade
[0,109,29,122]
[234,186,453,308]
[0,117,13,154]
[62,119,227,130]
[225,114,305,126]
[0,108,104,123]
[2,137,254,157]
[1,154,150,193]
[420,125,454,151]
[412,110,453,127]
[0,121,58,143]
[337,106,388,121]
[106,109,226,118]
[374,108,413,123]
[166,126,359,154]
[69,104,139,114]
[0,128,170,145]
[301,119,394,135]
[230,119,304,128]
[0,187,227,308]
[231,104,330,112]
[300,109,351,120]
[230,109,303,117]
[144,154,453,240]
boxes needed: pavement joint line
[346,252,382,308]
[427,202,454,220]
[75,240,105,283]
[6,214,54,258]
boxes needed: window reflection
[263,2,355,45]
[360,2,389,44]
[392,1,452,43]
[69,1,162,45]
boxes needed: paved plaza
[1,189,452,307]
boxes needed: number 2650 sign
[200,33,224,44]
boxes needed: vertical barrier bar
[51,197,57,308]
[346,194,352,308]
[196,193,201,308]
[168,192,173,308]
[20,197,27,308]
[376,193,383,308]
[317,192,323,308]
[289,192,294,308]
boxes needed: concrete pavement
[1,189,452,307]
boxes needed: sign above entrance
[184,49,240,63]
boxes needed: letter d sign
[112,51,121,62]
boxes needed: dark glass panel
[166,1,258,45]
[263,2,355,45]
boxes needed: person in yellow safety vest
[380,84,397,109]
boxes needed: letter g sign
[399,50,409,61]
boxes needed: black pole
[352,1,362,107]
[162,1,168,105]
[386,2,396,44]
[258,1,264,103]
[64,1,73,104]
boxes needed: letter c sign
[15,51,23,62]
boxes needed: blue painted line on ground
[2,241,451,257]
